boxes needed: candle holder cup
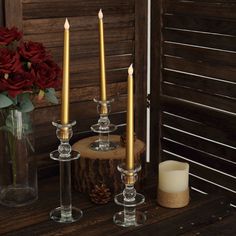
[113,163,146,227]
[50,121,83,223]
[90,98,117,151]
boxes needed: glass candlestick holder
[50,120,83,223]
[90,98,117,151]
[113,163,146,227]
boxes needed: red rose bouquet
[0,27,61,111]
[0,28,61,205]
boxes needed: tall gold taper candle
[126,64,134,170]
[98,9,107,102]
[61,18,70,125]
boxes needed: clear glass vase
[0,108,37,207]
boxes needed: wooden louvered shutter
[152,0,236,204]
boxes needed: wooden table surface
[0,177,235,236]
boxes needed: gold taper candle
[126,64,134,170]
[61,18,70,125]
[98,9,107,102]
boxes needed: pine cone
[120,132,136,147]
[90,184,111,204]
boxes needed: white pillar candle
[158,160,189,193]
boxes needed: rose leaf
[0,93,13,108]
[45,88,58,104]
[19,93,34,112]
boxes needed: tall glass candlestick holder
[113,163,146,227]
[90,98,117,151]
[50,121,83,223]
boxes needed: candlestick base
[113,210,146,227]
[49,121,83,224]
[113,163,146,227]
[90,98,118,151]
[50,206,83,223]
[90,140,117,151]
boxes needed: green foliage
[0,93,13,108]
[18,93,34,112]
[45,88,58,104]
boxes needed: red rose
[33,60,61,89]
[0,27,22,46]
[0,71,35,97]
[0,48,23,74]
[18,41,51,64]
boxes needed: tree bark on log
[72,135,145,195]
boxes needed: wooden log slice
[72,135,145,195]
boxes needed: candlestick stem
[50,121,83,223]
[60,161,72,218]
[90,99,117,151]
[113,163,146,227]
[124,206,136,225]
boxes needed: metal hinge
[147,93,151,108]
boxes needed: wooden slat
[48,40,134,60]
[162,151,236,193]
[4,0,23,29]
[35,81,127,108]
[164,29,236,51]
[0,0,4,26]
[163,70,236,99]
[134,0,147,140]
[161,107,236,149]
[161,96,236,139]
[22,0,135,19]
[59,54,133,74]
[23,28,135,47]
[164,14,236,36]
[164,56,236,83]
[164,0,236,19]
[190,176,236,205]
[164,42,236,67]
[23,15,134,34]
[150,0,162,166]
[69,68,128,88]
[162,138,236,176]
[22,0,133,3]
[162,123,236,163]
[162,82,236,114]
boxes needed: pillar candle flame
[128,64,133,76]
[98,9,103,19]
[64,18,70,29]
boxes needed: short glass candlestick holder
[90,98,117,151]
[50,121,83,223]
[113,163,146,227]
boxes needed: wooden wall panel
[152,0,236,202]
[3,0,147,177]
[0,0,4,26]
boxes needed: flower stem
[7,131,17,186]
